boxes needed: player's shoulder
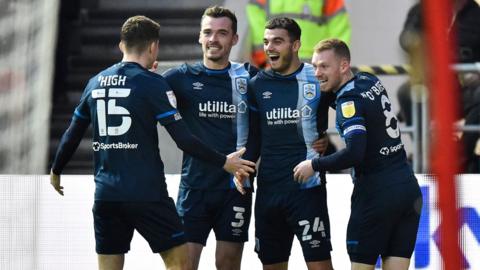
[249,69,265,86]
[130,68,170,92]
[245,62,260,77]
[353,72,380,90]
[230,62,259,77]
[302,62,315,72]
[254,68,275,81]
[138,67,167,82]
[337,72,379,100]
[162,62,193,78]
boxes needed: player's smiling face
[312,49,344,93]
[199,16,238,66]
[263,28,299,74]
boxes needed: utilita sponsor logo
[266,106,312,120]
[198,101,245,113]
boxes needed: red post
[422,0,461,268]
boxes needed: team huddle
[50,5,422,270]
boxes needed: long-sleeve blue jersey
[313,72,413,185]
[72,62,183,201]
[247,63,330,191]
[163,62,258,190]
[53,62,229,201]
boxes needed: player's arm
[316,130,365,166]
[50,116,90,195]
[243,79,261,163]
[243,109,261,163]
[234,84,261,194]
[152,76,255,175]
[294,127,366,182]
[312,91,336,154]
[294,96,366,182]
[164,120,255,176]
[234,108,261,194]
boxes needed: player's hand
[50,170,64,196]
[233,172,247,195]
[312,133,328,155]
[223,147,256,176]
[293,160,314,183]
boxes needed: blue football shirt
[74,62,182,201]
[163,62,257,190]
[335,72,413,182]
[248,63,329,191]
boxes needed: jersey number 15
[92,88,132,136]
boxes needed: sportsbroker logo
[92,142,138,151]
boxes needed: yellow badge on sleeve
[341,101,356,118]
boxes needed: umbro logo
[309,240,321,248]
[262,91,272,99]
[192,82,204,90]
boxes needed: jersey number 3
[381,94,399,139]
[92,88,131,136]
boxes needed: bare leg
[263,262,288,270]
[160,243,189,270]
[98,254,124,270]
[382,256,411,270]
[351,262,375,270]
[182,242,203,270]
[215,241,244,270]
[306,259,334,270]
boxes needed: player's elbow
[344,135,367,166]
[346,147,365,167]
[173,136,193,153]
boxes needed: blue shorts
[176,187,252,245]
[347,176,422,264]
[93,197,185,254]
[254,185,332,265]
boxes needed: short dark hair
[202,5,238,34]
[314,38,351,62]
[120,15,160,54]
[265,17,301,42]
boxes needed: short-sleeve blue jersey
[163,62,257,190]
[248,63,328,191]
[335,72,413,182]
[74,62,182,201]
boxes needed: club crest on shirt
[303,83,316,100]
[235,77,248,94]
[166,90,177,108]
[341,101,355,118]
